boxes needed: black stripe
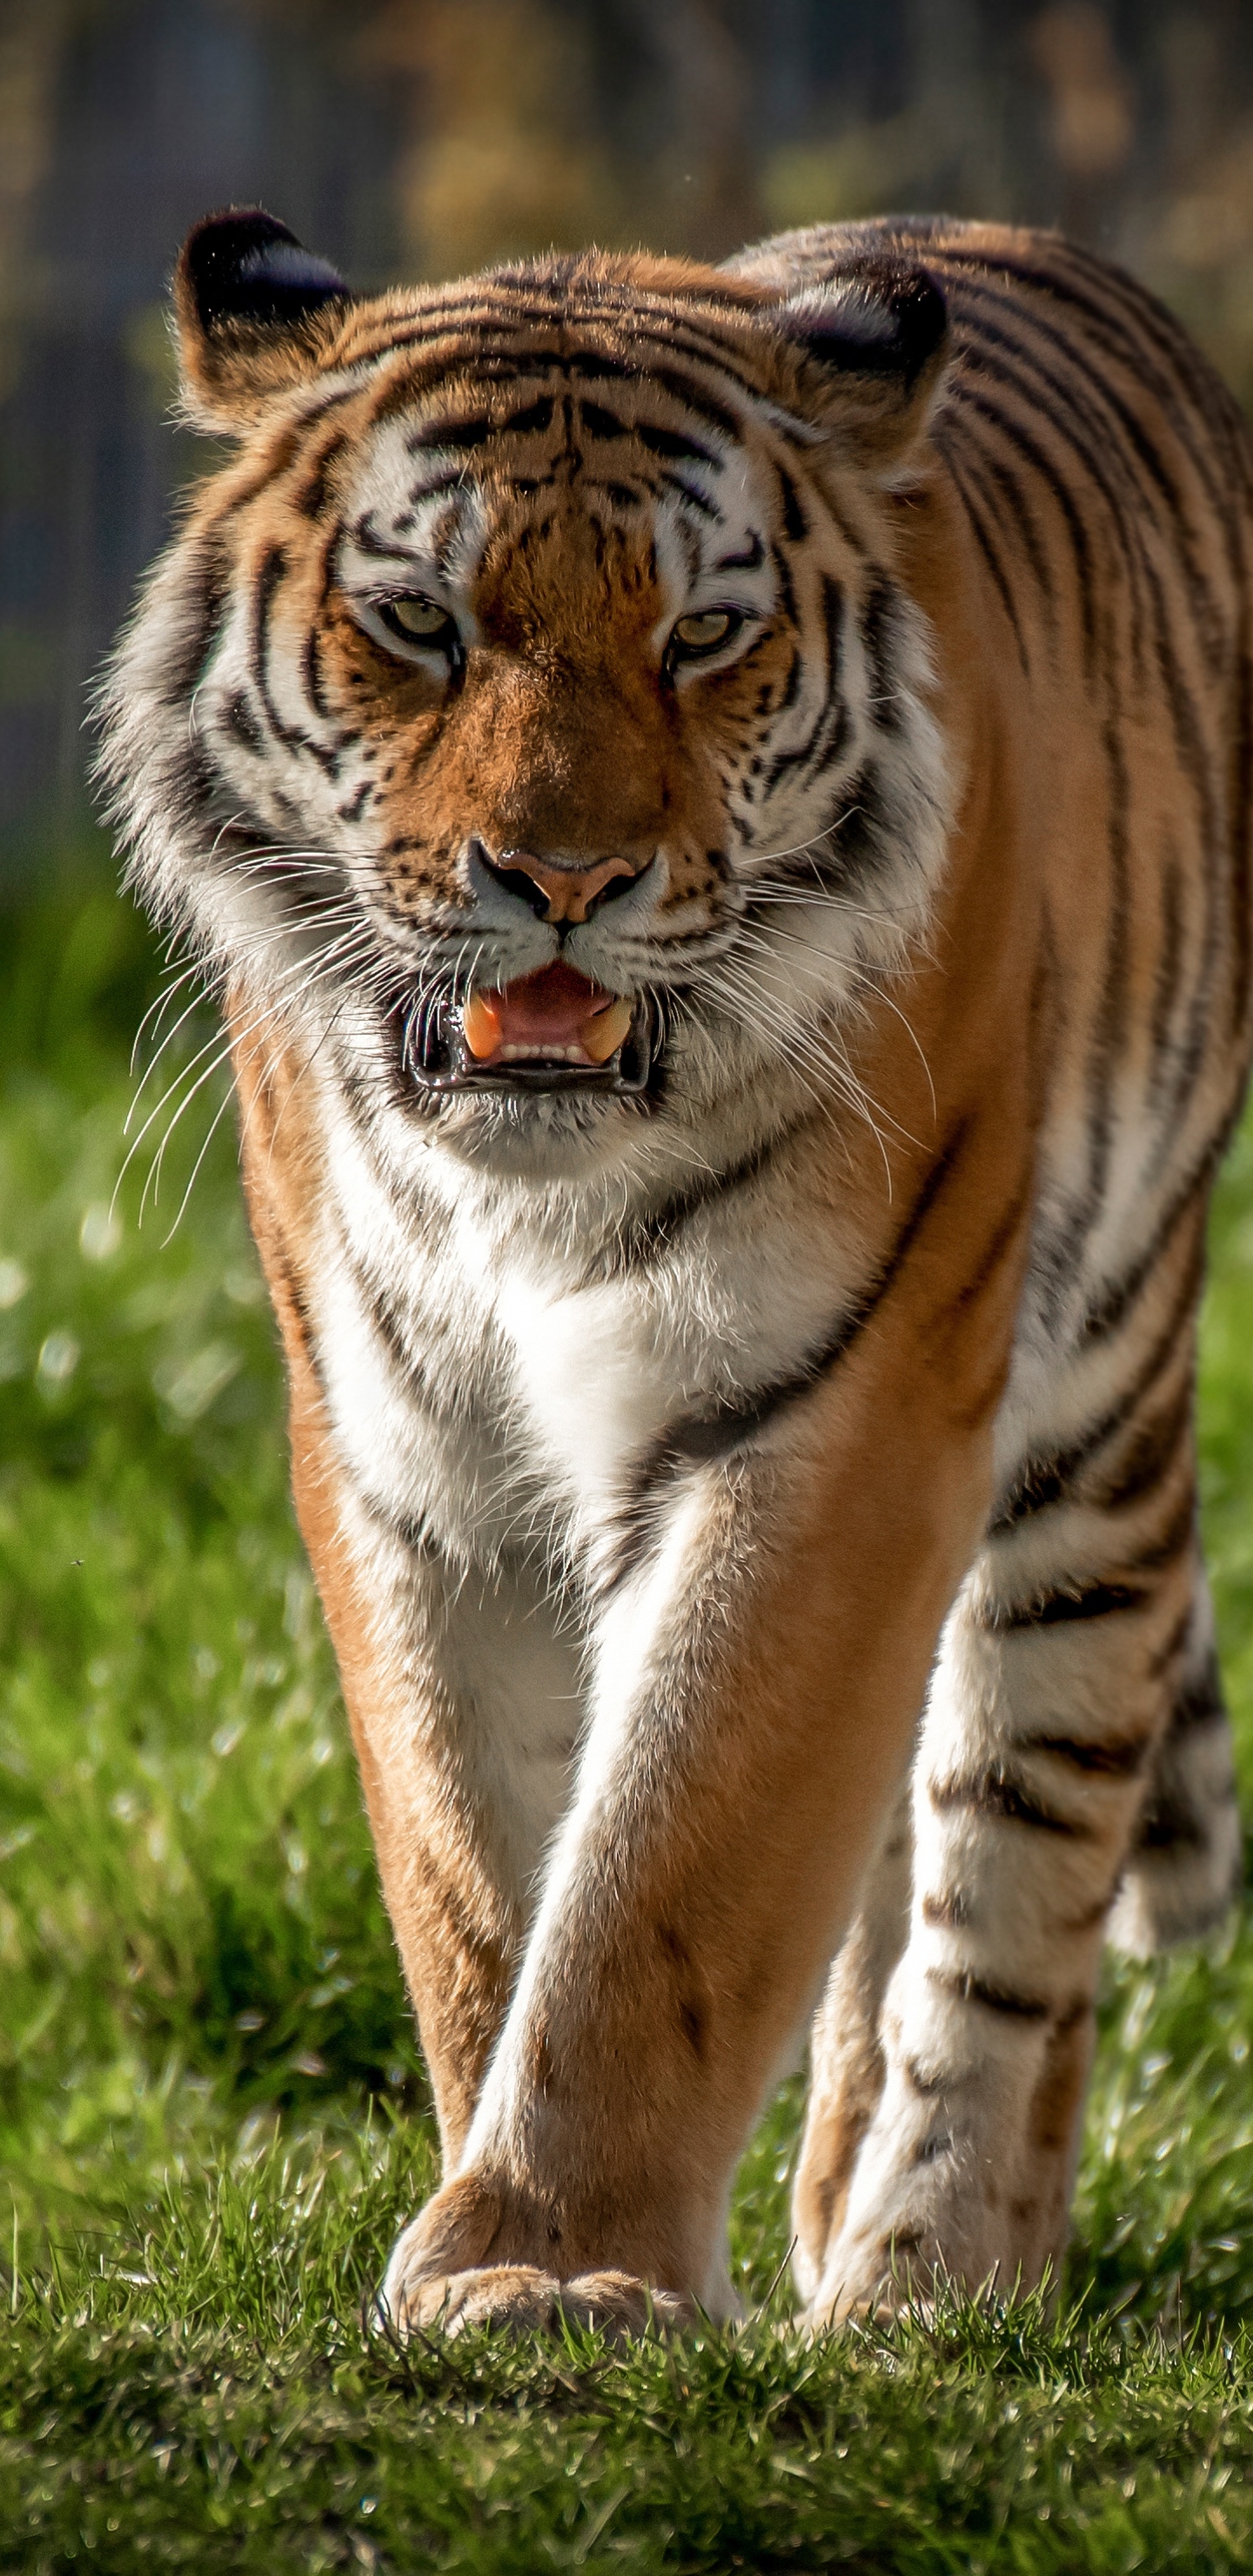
[988,1479,1195,1632]
[660,470,718,520]
[941,444,1030,673]
[926,1968,1052,2020]
[1079,1131,1217,1345]
[921,1889,969,1929]
[763,576,848,794]
[635,420,720,469]
[220,690,264,755]
[1018,1729,1151,1777]
[407,413,495,451]
[984,1576,1146,1632]
[600,1118,969,1592]
[948,267,1232,674]
[649,369,743,439]
[768,539,797,627]
[1089,1373,1193,1514]
[251,543,339,778]
[775,466,808,543]
[578,1104,818,1283]
[261,1232,325,1400]
[1166,1650,1227,1736]
[946,274,1225,667]
[860,579,905,733]
[970,443,1056,620]
[345,511,414,561]
[1133,1800,1206,1856]
[943,386,1099,675]
[580,400,628,440]
[1147,849,1186,1099]
[157,539,227,705]
[336,777,373,827]
[951,238,1249,532]
[399,471,468,511]
[251,544,287,735]
[930,1768,1090,1838]
[291,431,346,521]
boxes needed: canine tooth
[463,991,502,1059]
[581,997,633,1063]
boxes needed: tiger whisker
[123,926,379,1223]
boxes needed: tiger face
[104,215,952,1174]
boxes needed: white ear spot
[778,280,901,348]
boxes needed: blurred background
[3,0,1253,895]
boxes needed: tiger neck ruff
[101,210,1253,2337]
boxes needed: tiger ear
[767,261,950,475]
[174,210,352,433]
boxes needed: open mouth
[400,962,659,1095]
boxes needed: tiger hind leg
[794,1484,1211,2323]
[1107,1567,1241,1956]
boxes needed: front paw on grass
[377,2171,692,2338]
[379,2257,691,2340]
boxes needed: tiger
[98,204,1252,2337]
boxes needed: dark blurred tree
[6,0,1253,884]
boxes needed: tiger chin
[99,205,1250,2342]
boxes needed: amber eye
[380,594,457,644]
[670,608,740,659]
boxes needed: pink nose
[497,849,639,925]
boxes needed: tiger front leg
[379,1269,1008,2338]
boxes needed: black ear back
[174,209,353,431]
[181,210,349,336]
[775,261,948,389]
[763,258,950,469]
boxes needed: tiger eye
[388,595,452,638]
[673,610,734,652]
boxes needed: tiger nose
[484,847,643,926]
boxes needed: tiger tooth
[463,990,503,1060]
[580,997,634,1064]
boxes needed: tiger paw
[377,2177,692,2340]
[379,2252,690,2340]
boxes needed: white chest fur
[312,1071,857,1575]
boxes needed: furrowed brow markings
[634,420,722,470]
[406,414,494,451]
[579,400,629,439]
[402,472,466,509]
[660,472,719,520]
[348,512,422,561]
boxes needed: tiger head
[102,212,954,1176]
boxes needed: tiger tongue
[462,963,633,1065]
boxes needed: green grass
[3,884,1253,2568]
